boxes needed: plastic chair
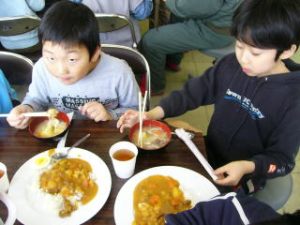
[253,174,293,210]
[95,13,138,49]
[0,51,33,85]
[0,51,33,100]
[0,16,42,61]
[101,44,151,110]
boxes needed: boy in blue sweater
[118,0,300,195]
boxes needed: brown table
[0,119,214,225]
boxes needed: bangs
[231,0,300,52]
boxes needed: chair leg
[252,174,293,210]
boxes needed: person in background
[77,0,153,47]
[138,0,242,95]
[7,1,139,129]
[0,69,19,113]
[165,190,300,225]
[117,0,300,196]
[0,0,45,53]
[36,0,62,17]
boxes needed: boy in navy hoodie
[165,190,300,225]
[118,0,300,194]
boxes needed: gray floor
[151,50,300,213]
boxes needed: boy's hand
[117,109,149,133]
[117,110,139,133]
[214,160,255,186]
[7,104,33,129]
[79,101,112,122]
[117,106,165,133]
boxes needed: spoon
[51,133,91,161]
[175,128,217,180]
[171,131,195,139]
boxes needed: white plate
[114,166,220,225]
[8,148,112,225]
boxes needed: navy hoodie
[165,191,279,225]
[160,53,300,191]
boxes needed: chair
[150,0,170,28]
[252,174,293,210]
[0,51,33,100]
[95,13,138,48]
[101,44,151,110]
[0,15,40,36]
[0,16,42,62]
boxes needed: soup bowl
[129,120,172,150]
[28,111,70,141]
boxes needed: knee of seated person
[142,30,162,48]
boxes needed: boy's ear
[280,44,297,60]
[91,46,101,62]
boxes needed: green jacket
[166,0,242,28]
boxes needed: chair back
[253,173,293,210]
[101,44,151,109]
[0,51,33,85]
[95,13,137,48]
[0,16,40,36]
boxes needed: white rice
[26,169,64,216]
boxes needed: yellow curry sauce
[133,175,191,225]
[39,158,98,217]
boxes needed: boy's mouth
[242,67,250,74]
[60,77,73,83]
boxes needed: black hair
[231,0,300,60]
[252,210,300,225]
[38,0,100,59]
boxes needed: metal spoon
[51,133,91,161]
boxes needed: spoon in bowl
[51,133,91,161]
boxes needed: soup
[39,158,98,217]
[132,126,169,149]
[34,119,67,138]
[132,175,191,225]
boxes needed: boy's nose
[56,62,68,75]
[240,50,250,64]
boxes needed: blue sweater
[0,69,18,113]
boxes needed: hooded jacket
[160,53,300,190]
[165,191,279,225]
